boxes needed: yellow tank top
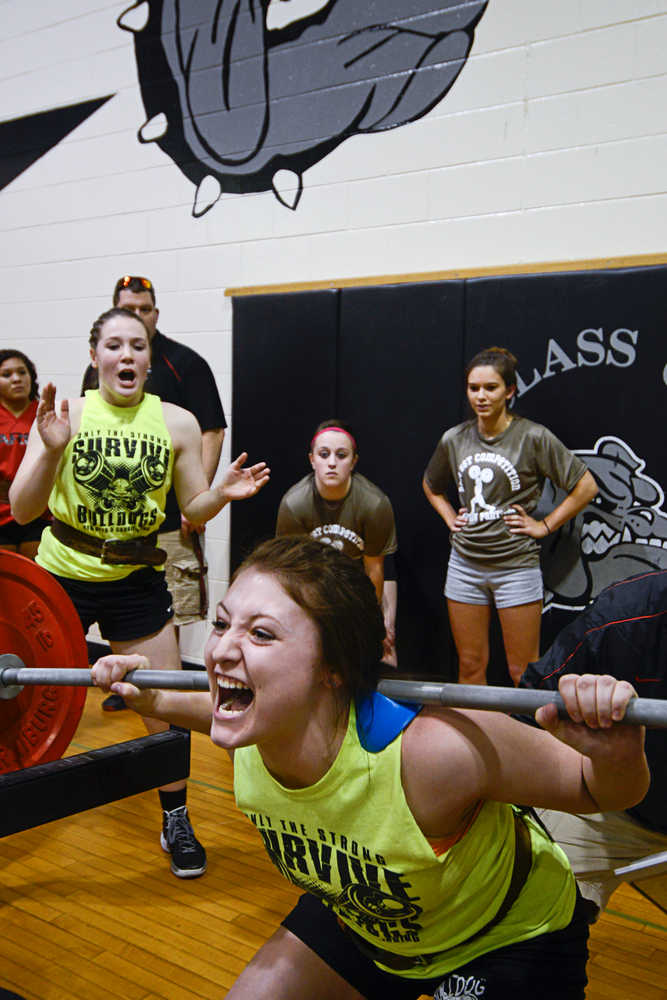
[234,702,576,979]
[37,390,173,581]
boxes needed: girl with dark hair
[423,346,598,685]
[10,307,269,879]
[0,349,49,558]
[276,419,398,663]
[92,534,648,1000]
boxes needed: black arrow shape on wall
[0,95,114,191]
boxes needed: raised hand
[36,383,71,452]
[503,503,545,538]
[220,452,271,501]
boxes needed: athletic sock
[159,788,187,812]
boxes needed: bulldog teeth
[118,2,149,32]
[193,176,222,218]
[139,114,168,143]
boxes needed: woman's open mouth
[216,676,254,714]
[118,369,136,384]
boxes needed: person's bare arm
[201,427,224,484]
[363,554,384,604]
[401,674,649,839]
[422,475,467,532]
[182,426,226,534]
[167,405,268,525]
[92,654,213,732]
[504,470,599,539]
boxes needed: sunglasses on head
[116,275,153,292]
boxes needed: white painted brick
[524,77,667,152]
[476,0,581,52]
[426,157,525,220]
[437,46,529,113]
[178,621,208,665]
[633,13,667,78]
[525,25,638,99]
[522,135,667,209]
[579,2,667,32]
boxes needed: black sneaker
[101,693,127,712]
[160,805,207,878]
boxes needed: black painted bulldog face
[118,0,488,214]
[542,437,667,611]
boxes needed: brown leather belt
[342,810,533,972]
[52,518,167,567]
[191,531,209,617]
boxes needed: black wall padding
[231,264,667,682]
[337,281,465,677]
[231,290,339,569]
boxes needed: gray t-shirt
[424,416,588,568]
[276,472,397,560]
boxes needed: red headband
[310,427,357,453]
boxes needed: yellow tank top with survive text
[234,702,576,980]
[37,390,173,581]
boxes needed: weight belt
[51,518,167,567]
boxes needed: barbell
[2,551,667,779]
[3,660,666,721]
[2,657,667,776]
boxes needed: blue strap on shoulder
[356,690,421,752]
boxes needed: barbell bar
[2,658,667,728]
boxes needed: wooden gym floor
[1,688,666,1000]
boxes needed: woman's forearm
[422,476,457,530]
[543,470,598,534]
[581,743,650,812]
[181,484,228,527]
[148,690,213,733]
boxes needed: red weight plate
[0,552,88,774]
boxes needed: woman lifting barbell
[92,535,648,999]
[9,306,269,879]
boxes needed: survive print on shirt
[249,811,424,945]
[234,706,575,978]
[70,426,170,534]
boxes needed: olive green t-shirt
[276,472,397,560]
[424,417,588,568]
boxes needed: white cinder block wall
[1,1,665,662]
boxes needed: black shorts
[0,517,49,545]
[281,891,590,1000]
[50,568,174,643]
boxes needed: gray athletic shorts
[445,549,543,608]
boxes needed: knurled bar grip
[378,679,667,729]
